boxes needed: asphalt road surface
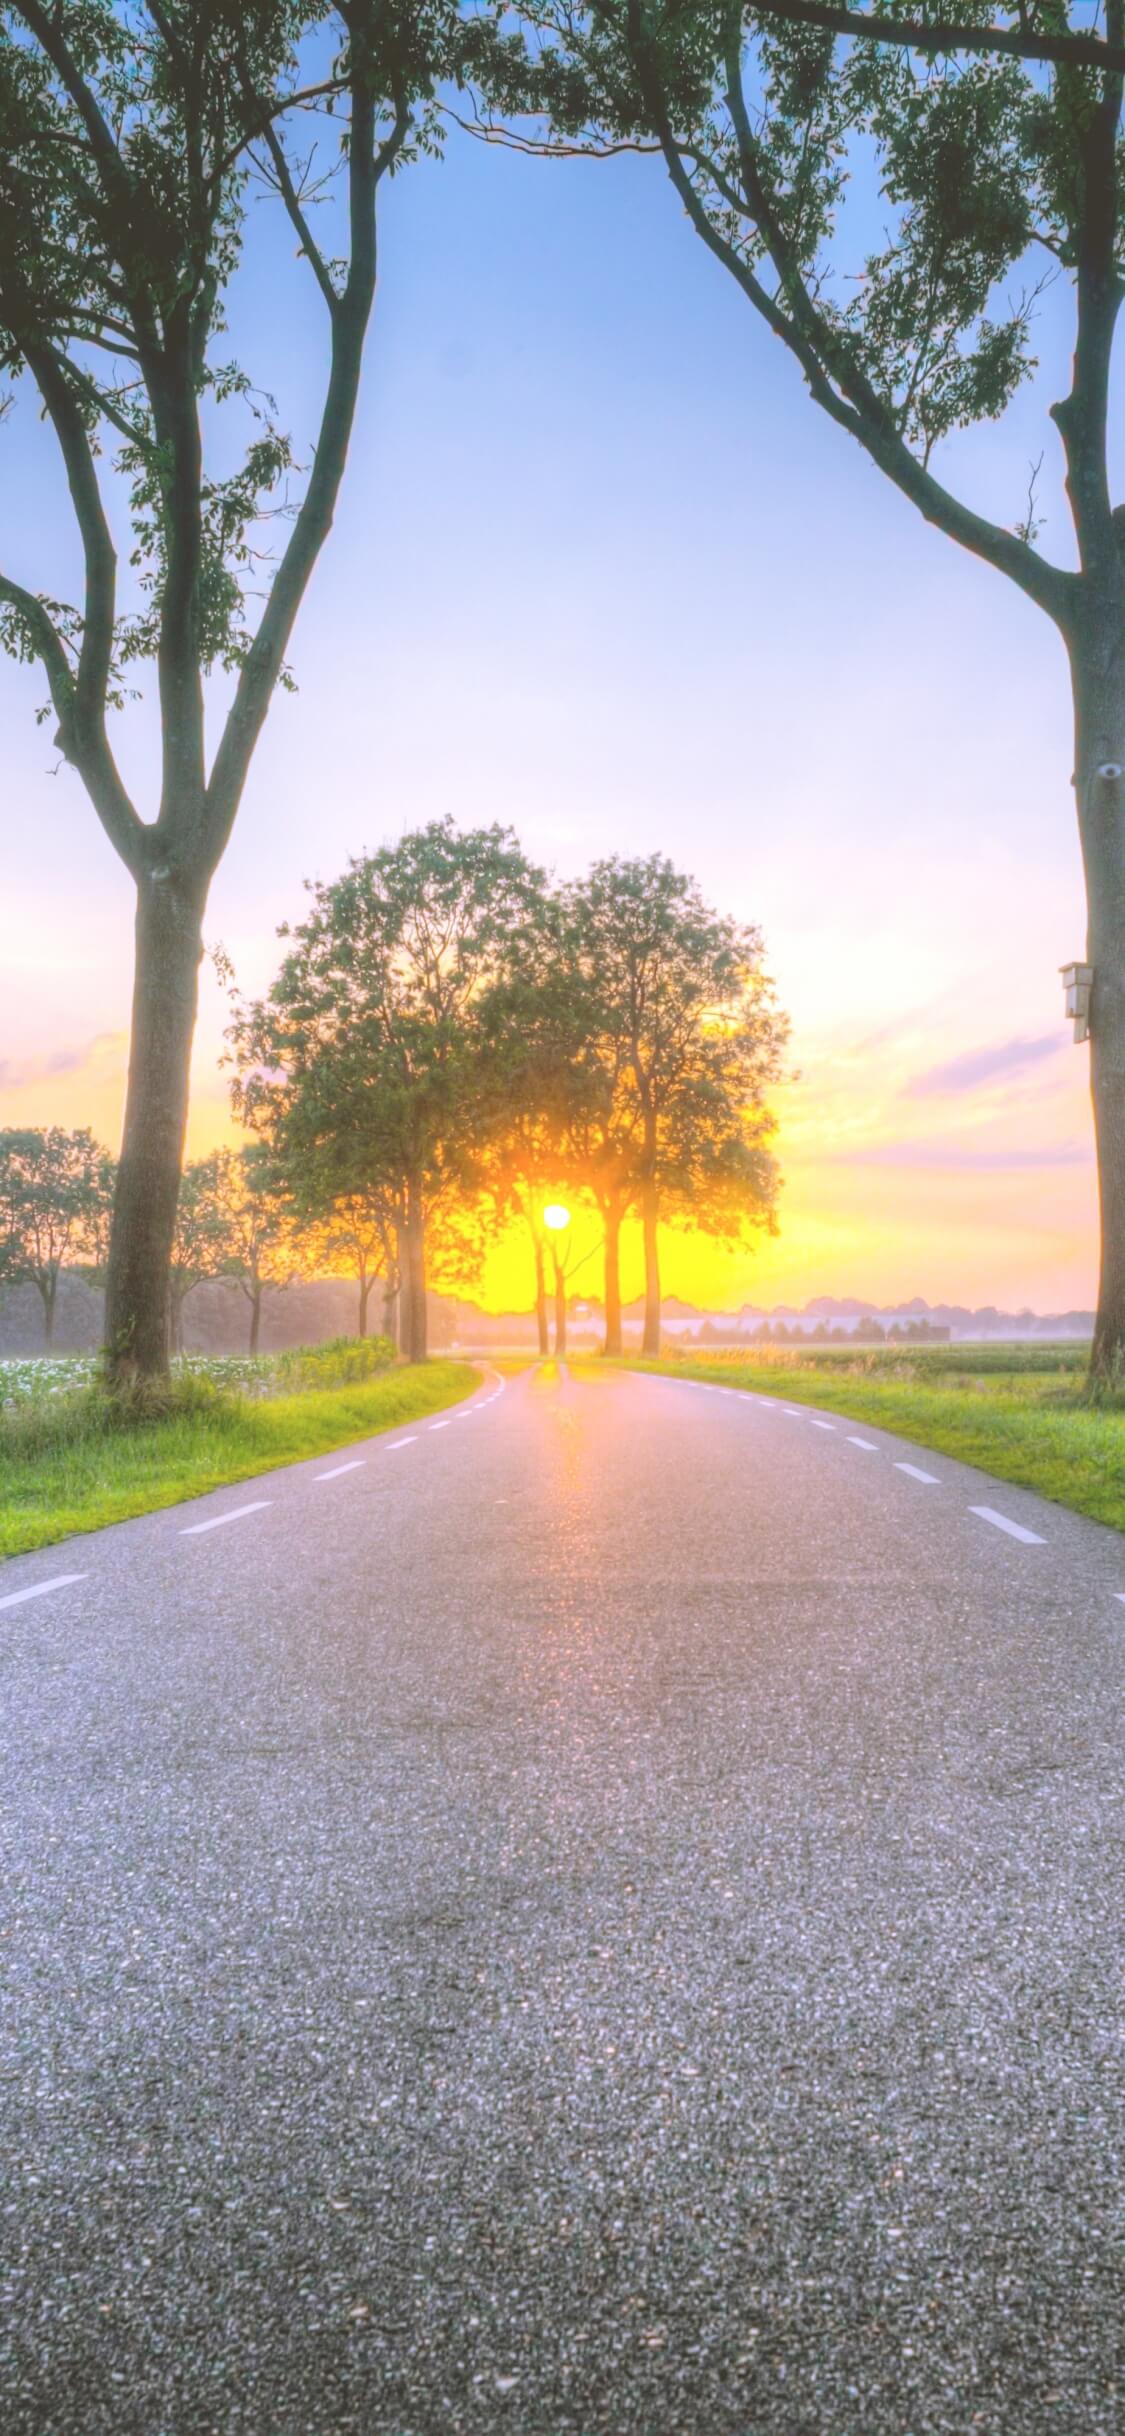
[2,1361,1123,2435]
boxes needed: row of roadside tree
[227,824,789,1363]
[1,829,789,1361]
[0,1131,306,1356]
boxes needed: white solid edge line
[180,1501,273,1538]
[0,1570,87,1613]
[970,1505,1046,1546]
[847,1436,879,1451]
[895,1462,939,1484]
[386,1436,417,1450]
[315,1460,365,1481]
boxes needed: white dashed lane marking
[180,1501,273,1538]
[970,1506,1046,1546]
[0,1572,87,1613]
[315,1460,365,1481]
[895,1462,939,1484]
[809,1419,835,1432]
[386,1436,417,1451]
[847,1436,879,1451]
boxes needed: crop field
[0,1336,398,1411]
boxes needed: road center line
[315,1460,365,1481]
[970,1506,1046,1546]
[847,1436,878,1451]
[895,1462,939,1484]
[0,1571,87,1614]
[180,1501,273,1538]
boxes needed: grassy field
[621,1341,1125,1534]
[0,1348,477,1562]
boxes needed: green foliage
[566,853,787,1238]
[231,815,548,1232]
[485,2,1119,540]
[211,1144,303,1298]
[170,1151,237,1329]
[0,1126,115,1327]
[0,2,465,698]
[268,1332,395,1386]
[229,824,790,1340]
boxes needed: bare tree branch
[19,344,145,868]
[254,120,340,314]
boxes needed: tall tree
[0,1,464,1382]
[569,856,786,1354]
[213,1145,301,1354]
[231,819,546,1360]
[476,892,606,1352]
[0,1125,115,1345]
[168,1150,235,1353]
[476,0,1125,1377]
[304,1192,397,1340]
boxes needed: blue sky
[0,117,1102,1309]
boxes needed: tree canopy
[0,1125,115,1343]
[230,819,549,1359]
[232,823,787,1357]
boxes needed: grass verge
[0,1359,477,1562]
[618,1346,1125,1535]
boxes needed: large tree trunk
[358,1266,371,1339]
[602,1202,622,1356]
[40,1275,56,1349]
[104,873,205,1384]
[403,1183,427,1363]
[382,1263,400,1352]
[641,1177,661,1357]
[248,1284,263,1356]
[533,1232,549,1357]
[1071,610,1125,1380]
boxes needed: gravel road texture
[1,1360,1122,2434]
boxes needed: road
[1,1361,1123,2435]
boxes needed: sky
[0,110,1106,1317]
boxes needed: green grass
[0,1357,477,1561]
[616,1342,1125,1535]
